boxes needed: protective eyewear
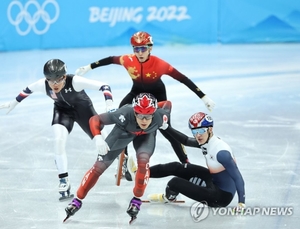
[135,113,153,120]
[191,127,208,136]
[133,46,149,53]
[47,76,65,85]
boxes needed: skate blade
[129,216,137,225]
[63,214,71,223]
[59,194,74,202]
[142,200,185,203]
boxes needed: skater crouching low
[64,93,173,224]
[0,59,115,201]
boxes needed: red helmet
[132,93,157,114]
[188,112,213,129]
[130,31,153,46]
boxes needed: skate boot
[65,198,82,219]
[127,197,142,223]
[147,193,172,203]
[123,155,133,181]
[58,177,73,201]
[165,186,179,202]
[147,190,177,203]
[125,155,137,181]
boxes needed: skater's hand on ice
[234,203,246,214]
[201,95,215,112]
[75,64,91,76]
[94,135,110,155]
[0,99,19,114]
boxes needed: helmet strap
[198,128,212,147]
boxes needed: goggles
[135,113,153,120]
[47,76,65,85]
[191,127,208,136]
[133,46,149,53]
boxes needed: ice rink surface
[0,43,299,228]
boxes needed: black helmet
[43,59,67,80]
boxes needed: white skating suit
[149,129,245,207]
[200,135,245,204]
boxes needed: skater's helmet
[188,112,213,129]
[43,59,67,81]
[132,93,157,114]
[130,31,153,46]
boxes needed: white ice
[0,44,299,229]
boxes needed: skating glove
[234,203,246,214]
[0,99,19,114]
[75,64,92,76]
[94,135,110,155]
[201,95,215,112]
[105,99,117,113]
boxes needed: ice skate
[58,177,74,201]
[126,197,142,224]
[147,193,170,203]
[63,198,82,222]
[147,193,180,203]
[126,155,137,181]
[123,154,133,181]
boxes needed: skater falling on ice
[146,112,246,213]
[75,31,216,179]
[65,93,173,224]
[0,59,115,201]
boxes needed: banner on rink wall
[218,0,300,43]
[0,0,299,51]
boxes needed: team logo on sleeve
[163,114,168,123]
[159,114,168,130]
[119,114,125,122]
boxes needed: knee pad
[93,160,108,176]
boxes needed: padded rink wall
[1,0,300,51]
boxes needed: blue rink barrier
[0,0,299,51]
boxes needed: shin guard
[133,153,150,198]
[77,161,106,199]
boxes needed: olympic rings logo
[7,0,59,36]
